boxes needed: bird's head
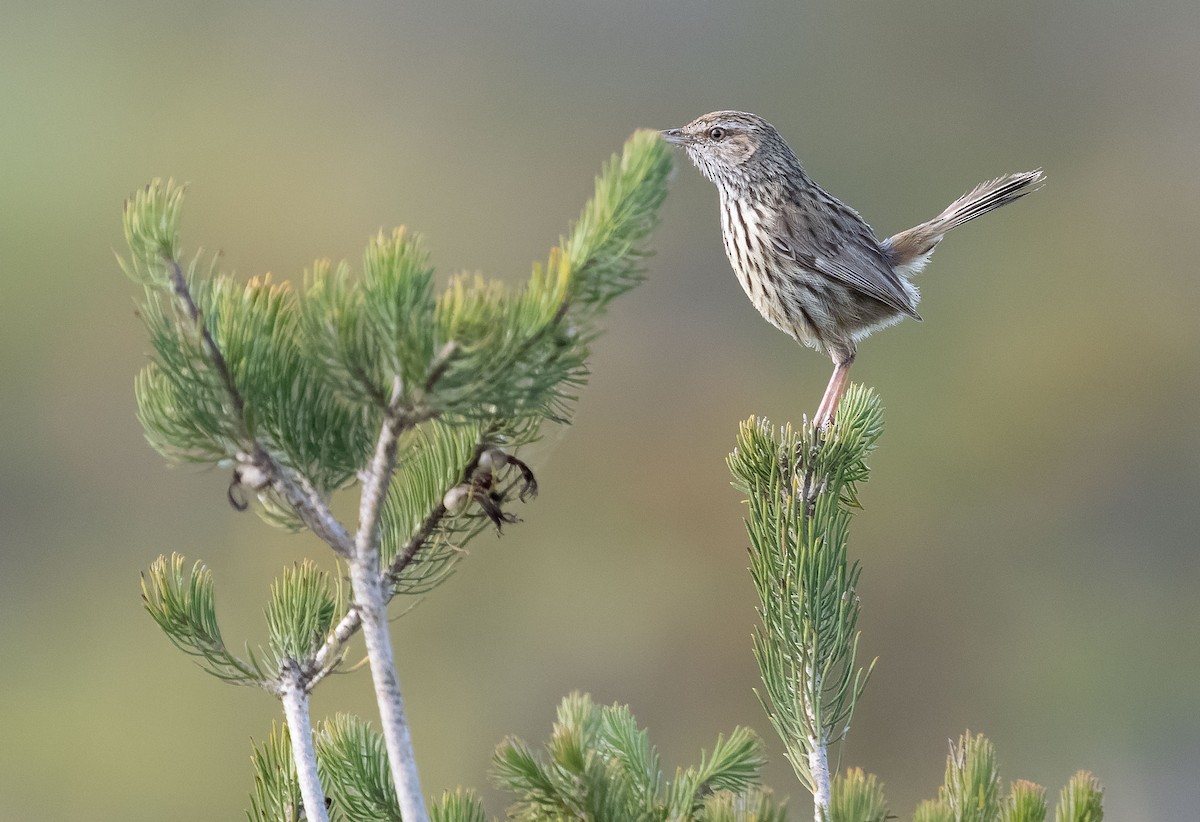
[661,111,798,190]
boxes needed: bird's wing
[774,194,922,321]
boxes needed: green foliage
[128,138,1102,822]
[431,789,488,822]
[132,262,375,497]
[1003,780,1047,822]
[697,790,788,822]
[315,714,402,822]
[120,179,185,284]
[299,228,437,411]
[125,130,671,538]
[128,131,674,822]
[144,552,352,693]
[913,800,955,822]
[247,722,303,822]
[1054,772,1103,822]
[914,733,1101,822]
[432,250,579,430]
[725,391,1102,820]
[141,553,267,685]
[827,768,888,822]
[431,130,672,436]
[726,386,883,793]
[266,561,339,665]
[669,724,767,816]
[560,128,673,317]
[493,692,779,822]
[378,419,487,591]
[132,264,246,465]
[224,276,375,494]
[940,733,1002,822]
[129,126,672,636]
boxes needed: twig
[264,451,354,556]
[349,561,427,822]
[804,668,831,821]
[423,340,458,393]
[164,256,354,556]
[307,607,362,692]
[390,441,487,580]
[349,414,430,822]
[279,661,330,822]
[164,257,246,420]
[355,416,405,563]
[305,436,491,690]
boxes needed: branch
[306,605,361,692]
[279,662,330,822]
[423,340,458,394]
[389,439,487,580]
[730,398,882,819]
[163,256,354,557]
[345,409,429,822]
[805,671,831,821]
[348,558,429,822]
[355,414,406,564]
[165,258,246,420]
[246,450,355,556]
[306,433,492,689]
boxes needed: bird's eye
[708,127,726,141]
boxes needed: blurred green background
[2,1,1197,819]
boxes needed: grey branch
[164,256,354,557]
[279,662,330,822]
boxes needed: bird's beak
[660,128,689,145]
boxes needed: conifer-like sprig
[128,129,672,673]
[912,733,1103,822]
[430,789,488,822]
[561,132,671,314]
[314,714,404,822]
[493,692,778,822]
[247,722,304,822]
[127,131,674,822]
[1053,772,1103,822]
[727,386,883,811]
[913,800,956,822]
[379,420,487,585]
[432,250,580,429]
[299,228,438,413]
[126,130,671,554]
[265,561,340,667]
[1003,780,1048,822]
[141,554,268,686]
[941,732,1002,822]
[253,716,490,822]
[827,768,889,822]
[698,790,789,822]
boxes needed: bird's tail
[885,169,1045,274]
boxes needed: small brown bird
[663,111,1043,426]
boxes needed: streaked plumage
[663,110,1044,425]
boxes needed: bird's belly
[720,241,824,352]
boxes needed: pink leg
[814,357,854,429]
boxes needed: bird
[661,110,1044,427]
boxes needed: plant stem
[807,734,830,821]
[350,413,430,822]
[797,658,830,820]
[279,663,330,822]
[349,559,428,822]
[308,436,490,689]
[163,256,354,556]
[258,449,354,556]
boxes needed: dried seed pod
[442,484,472,515]
[228,461,270,511]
